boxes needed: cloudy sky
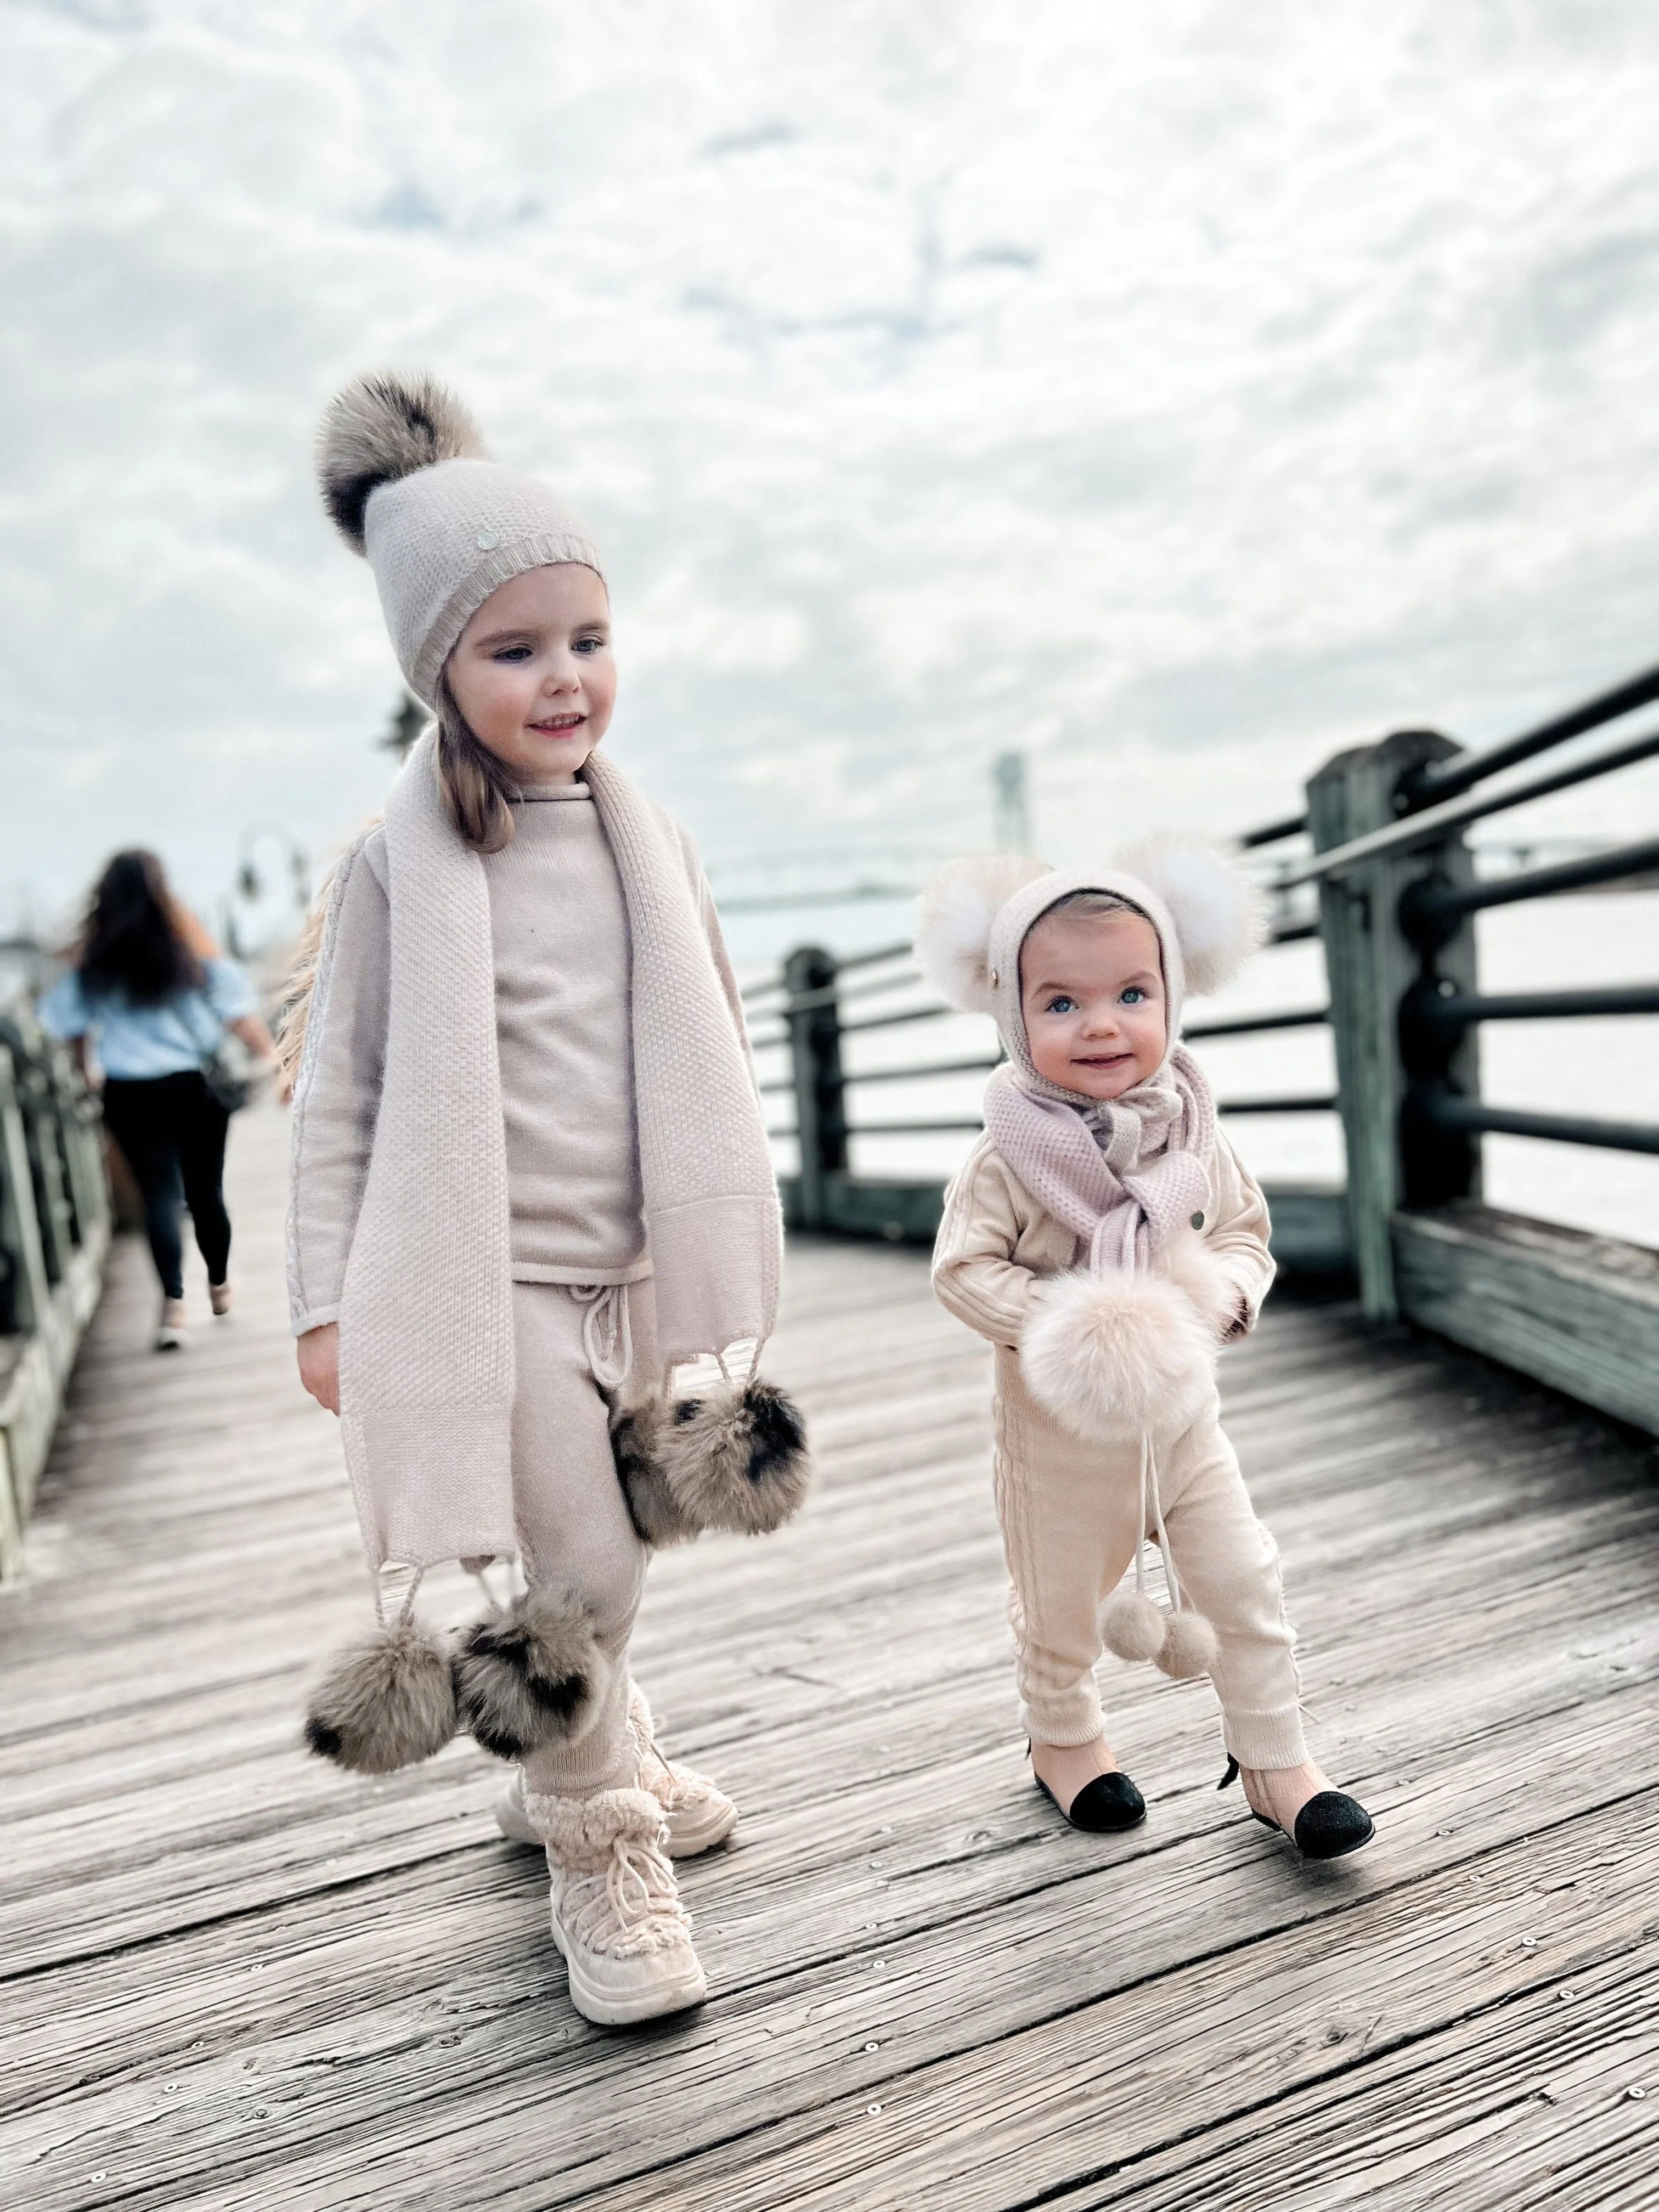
[4,0,1658,960]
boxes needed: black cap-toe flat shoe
[1218,1757,1374,1860]
[1035,1769,1147,1833]
[1264,1790,1375,1861]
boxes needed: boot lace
[559,1829,691,1959]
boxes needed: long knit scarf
[321,732,781,1572]
[981,1045,1215,1275]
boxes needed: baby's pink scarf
[982,1046,1215,1274]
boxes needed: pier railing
[0,997,110,1577]
[746,663,1659,1435]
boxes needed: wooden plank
[6,1107,1659,2211]
[1395,1203,1659,1436]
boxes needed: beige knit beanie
[317,371,604,707]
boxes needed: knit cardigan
[286,733,781,1571]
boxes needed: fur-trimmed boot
[610,1380,811,1547]
[528,1785,708,2025]
[496,1684,738,1858]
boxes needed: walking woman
[39,850,278,1350]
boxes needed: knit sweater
[933,1127,1274,1350]
[286,735,780,1570]
[287,786,647,1311]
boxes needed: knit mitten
[525,1785,707,2025]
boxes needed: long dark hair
[77,850,206,1006]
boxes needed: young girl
[920,846,1373,1859]
[40,850,277,1350]
[286,373,808,2026]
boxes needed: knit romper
[290,781,652,1798]
[933,1130,1308,1770]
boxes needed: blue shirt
[38,958,256,1081]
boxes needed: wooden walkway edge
[3,1105,1658,2211]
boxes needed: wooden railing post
[1306,730,1482,1319]
[785,946,847,1232]
[0,1047,50,1336]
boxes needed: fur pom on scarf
[611,1380,811,1547]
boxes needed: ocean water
[751,890,1659,1252]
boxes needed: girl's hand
[298,1322,340,1414]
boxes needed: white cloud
[3,0,1658,951]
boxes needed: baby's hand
[298,1322,340,1414]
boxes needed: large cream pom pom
[1116,838,1267,998]
[1101,1585,1167,1663]
[1020,1271,1218,1442]
[915,853,1052,1015]
[1155,1609,1219,1679]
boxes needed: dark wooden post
[0,1047,49,1337]
[1306,730,1481,1319]
[785,946,846,1232]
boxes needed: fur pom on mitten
[1160,1229,1250,1342]
[611,1381,811,1547]
[1020,1271,1217,1443]
[304,1618,458,1774]
[453,1586,612,1760]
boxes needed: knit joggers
[511,1278,653,1801]
[992,1346,1307,1769]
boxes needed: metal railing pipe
[1282,724,1659,888]
[1401,663,1659,808]
[1239,813,1309,848]
[1414,1091,1659,1158]
[1401,836,1659,934]
[1214,1094,1339,1115]
[1417,984,1659,1026]
[1183,1007,1329,1041]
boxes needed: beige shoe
[155,1297,188,1351]
[209,1280,234,1317]
[630,1685,739,1855]
[531,1785,707,2025]
[495,1684,738,1859]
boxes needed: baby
[922,845,1372,1858]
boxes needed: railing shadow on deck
[742,662,1659,1438]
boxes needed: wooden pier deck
[4,1105,1658,2212]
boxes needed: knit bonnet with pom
[916,842,1264,1096]
[316,372,603,707]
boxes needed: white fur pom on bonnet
[912,853,1053,1017]
[915,840,1265,1041]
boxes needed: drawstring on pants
[570,1282,635,1395]
[1132,1433,1186,1615]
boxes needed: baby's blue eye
[573,635,606,654]
[1121,986,1146,1005]
[1045,995,1076,1014]
[494,645,533,663]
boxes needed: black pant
[100,1071,232,1301]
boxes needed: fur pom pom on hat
[318,372,489,554]
[315,369,605,706]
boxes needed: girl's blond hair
[276,675,522,1081]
